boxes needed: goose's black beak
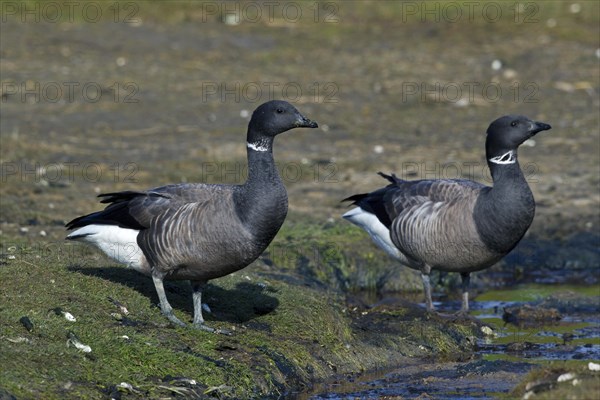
[296,114,318,129]
[529,121,551,136]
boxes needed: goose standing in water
[343,115,551,312]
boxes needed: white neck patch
[247,141,270,152]
[489,150,516,165]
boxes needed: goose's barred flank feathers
[66,100,318,331]
[343,115,551,313]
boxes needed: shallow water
[296,284,600,399]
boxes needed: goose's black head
[485,115,551,162]
[248,100,318,140]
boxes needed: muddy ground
[1,1,599,399]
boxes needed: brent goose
[66,100,318,331]
[343,115,551,312]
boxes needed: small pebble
[503,69,517,80]
[589,361,600,371]
[569,3,581,13]
[373,145,384,154]
[223,13,240,26]
[19,227,29,234]
[491,59,502,71]
[39,230,47,237]
[454,98,469,108]
[240,109,250,118]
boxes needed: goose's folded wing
[344,173,486,229]
[65,183,227,231]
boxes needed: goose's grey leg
[421,272,435,311]
[191,280,231,335]
[152,275,186,327]
[460,272,471,313]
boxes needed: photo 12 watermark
[399,2,540,24]
[1,1,141,23]
[401,81,539,105]
[400,160,540,184]
[1,162,139,185]
[200,161,339,184]
[1,81,140,104]
[201,81,339,104]
[200,1,340,24]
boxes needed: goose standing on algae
[67,100,318,332]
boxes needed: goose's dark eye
[276,108,284,114]
[511,121,518,127]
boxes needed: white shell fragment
[5,336,31,344]
[557,372,576,382]
[522,390,534,400]
[480,326,495,336]
[116,382,141,394]
[68,340,91,353]
[63,312,77,322]
[117,382,134,390]
[67,332,91,353]
[108,297,130,315]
